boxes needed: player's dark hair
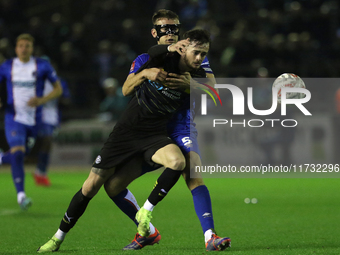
[152,9,179,24]
[16,33,35,44]
[183,29,211,46]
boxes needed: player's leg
[173,132,231,251]
[137,143,185,237]
[183,151,230,250]
[0,150,11,164]
[37,166,116,253]
[4,116,31,210]
[104,156,161,250]
[34,123,54,186]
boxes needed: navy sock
[148,168,182,206]
[10,151,25,193]
[111,189,139,226]
[59,188,92,233]
[1,152,11,164]
[191,185,214,233]
[37,152,49,174]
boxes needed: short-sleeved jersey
[41,78,70,126]
[0,57,58,126]
[129,53,213,133]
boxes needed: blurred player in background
[0,34,62,210]
[109,9,230,251]
[33,57,71,186]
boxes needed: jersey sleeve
[45,62,58,83]
[128,54,150,75]
[60,79,71,98]
[0,61,7,83]
[201,56,213,74]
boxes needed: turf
[1,166,340,254]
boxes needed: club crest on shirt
[32,71,37,77]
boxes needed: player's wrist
[167,44,174,52]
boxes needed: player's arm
[148,39,190,57]
[0,63,5,108]
[165,72,216,94]
[122,67,167,96]
[27,80,63,107]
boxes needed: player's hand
[144,68,168,82]
[27,97,45,107]
[168,39,190,56]
[164,72,191,90]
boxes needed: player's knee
[186,178,205,191]
[82,182,100,198]
[104,181,122,197]
[166,156,186,170]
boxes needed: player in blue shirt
[0,34,62,210]
[33,71,70,186]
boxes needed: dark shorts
[92,129,174,170]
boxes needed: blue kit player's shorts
[5,114,37,148]
[169,130,201,157]
[140,130,201,175]
[37,123,56,137]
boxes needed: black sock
[148,168,182,206]
[59,188,92,233]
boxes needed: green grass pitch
[1,166,340,254]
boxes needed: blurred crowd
[0,0,339,118]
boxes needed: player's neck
[178,59,193,73]
[18,56,31,63]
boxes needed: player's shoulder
[35,57,51,66]
[200,56,213,74]
[135,53,150,63]
[130,53,150,74]
[0,58,14,67]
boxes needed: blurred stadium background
[0,0,339,166]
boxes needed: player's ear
[151,28,157,39]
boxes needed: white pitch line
[0,209,20,216]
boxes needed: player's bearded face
[183,42,209,70]
[15,40,33,62]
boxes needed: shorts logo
[95,155,101,164]
[11,131,17,137]
[182,137,192,147]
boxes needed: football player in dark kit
[37,29,211,253]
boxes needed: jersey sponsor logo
[181,137,192,147]
[12,81,36,88]
[149,80,164,90]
